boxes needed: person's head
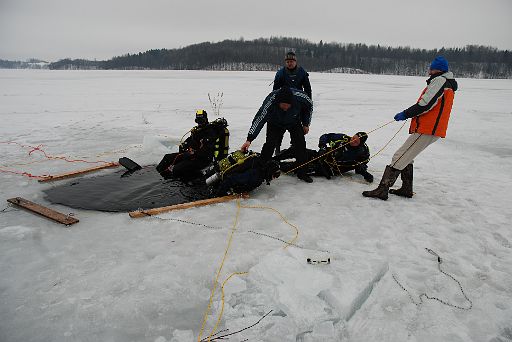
[350,132,368,147]
[429,56,449,75]
[264,160,281,184]
[284,51,297,70]
[276,86,293,111]
[195,109,208,126]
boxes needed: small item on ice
[307,257,330,265]
[119,157,142,172]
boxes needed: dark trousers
[261,123,307,175]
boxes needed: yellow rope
[206,272,249,341]
[368,120,408,163]
[326,120,408,172]
[197,199,301,341]
[284,119,400,175]
[195,120,406,340]
[240,204,299,249]
[220,153,258,180]
[197,197,243,342]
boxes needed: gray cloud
[1,0,511,61]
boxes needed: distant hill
[6,37,512,78]
[0,58,49,69]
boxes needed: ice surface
[1,70,512,342]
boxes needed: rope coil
[196,197,306,342]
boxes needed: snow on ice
[0,69,511,342]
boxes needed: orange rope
[0,167,48,179]
[0,141,114,164]
[0,140,116,179]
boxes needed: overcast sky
[1,0,511,61]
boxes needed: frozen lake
[1,69,512,342]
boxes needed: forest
[7,37,512,78]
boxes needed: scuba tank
[211,118,230,161]
[205,150,258,186]
[205,172,221,186]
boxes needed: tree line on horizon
[0,58,48,69]
[6,37,512,78]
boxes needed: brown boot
[390,164,413,198]
[362,165,400,200]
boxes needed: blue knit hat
[430,56,449,72]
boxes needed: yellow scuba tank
[218,150,257,176]
[205,150,258,186]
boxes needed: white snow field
[1,69,511,342]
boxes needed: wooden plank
[129,193,249,218]
[7,197,79,226]
[38,162,120,182]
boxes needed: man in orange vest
[363,56,458,200]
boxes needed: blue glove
[394,111,407,121]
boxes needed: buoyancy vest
[217,150,258,178]
[409,75,456,138]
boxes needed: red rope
[0,141,113,164]
[0,140,116,179]
[0,167,48,179]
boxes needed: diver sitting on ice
[276,131,374,182]
[156,109,229,181]
[203,150,281,197]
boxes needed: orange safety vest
[409,87,455,138]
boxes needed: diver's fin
[119,157,142,172]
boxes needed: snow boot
[362,165,400,200]
[389,163,413,198]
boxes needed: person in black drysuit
[156,110,223,180]
[317,132,373,182]
[207,152,281,197]
[273,51,312,154]
[240,86,314,183]
[275,132,374,182]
